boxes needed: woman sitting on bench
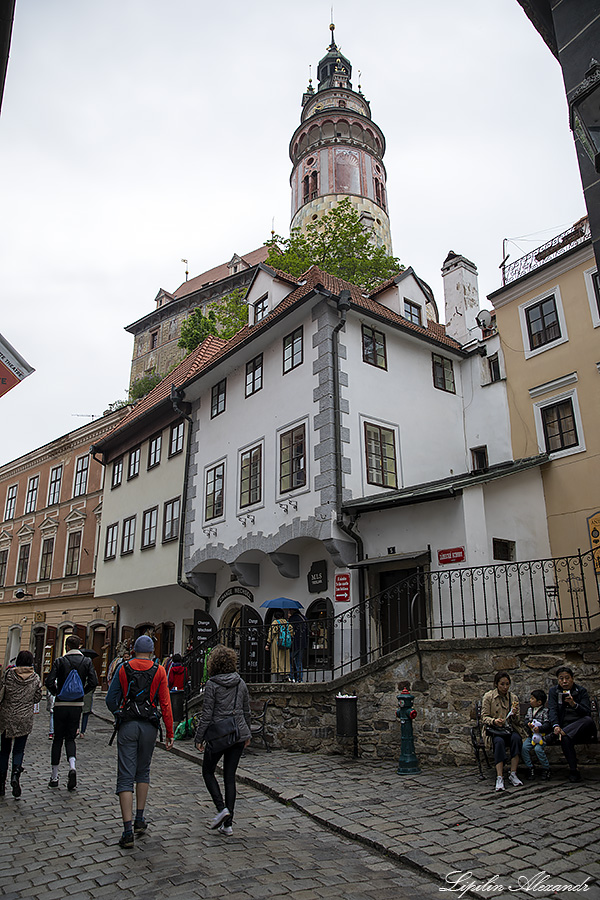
[548,666,597,783]
[481,671,523,793]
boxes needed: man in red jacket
[106,635,173,848]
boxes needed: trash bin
[336,694,358,738]
[170,689,185,723]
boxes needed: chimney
[441,251,480,344]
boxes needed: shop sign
[438,547,465,565]
[335,573,351,602]
[216,586,254,608]
[308,559,328,593]
[0,333,35,399]
[588,511,600,573]
[193,609,218,648]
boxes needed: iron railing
[183,549,600,692]
[502,219,590,285]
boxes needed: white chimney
[441,251,480,344]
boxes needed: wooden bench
[470,696,599,779]
[250,699,271,752]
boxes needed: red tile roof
[172,246,270,299]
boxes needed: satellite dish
[476,309,492,329]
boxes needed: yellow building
[489,218,600,565]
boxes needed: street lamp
[570,59,600,173]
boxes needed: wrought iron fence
[183,549,600,692]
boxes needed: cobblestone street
[0,714,442,900]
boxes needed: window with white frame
[4,485,17,520]
[65,531,82,576]
[404,299,421,325]
[254,295,268,323]
[105,523,119,559]
[534,389,585,458]
[111,457,123,489]
[121,516,136,555]
[163,497,180,542]
[48,466,62,505]
[488,353,501,383]
[128,447,141,480]
[39,537,54,580]
[280,424,306,493]
[169,422,184,456]
[364,422,398,488]
[141,507,158,549]
[283,327,303,374]
[583,266,600,328]
[245,354,263,397]
[205,462,225,520]
[24,475,39,514]
[519,288,568,358]
[73,456,89,497]
[16,544,30,583]
[432,353,455,393]
[240,445,262,507]
[148,433,162,469]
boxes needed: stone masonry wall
[232,630,600,765]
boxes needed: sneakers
[218,824,233,836]
[48,778,59,788]
[134,819,148,835]
[210,807,230,829]
[67,770,77,791]
[508,772,523,787]
[118,831,134,849]
[495,776,505,792]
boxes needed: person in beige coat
[265,614,293,682]
[481,670,523,793]
[0,650,42,798]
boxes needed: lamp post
[570,59,600,174]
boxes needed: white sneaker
[210,808,230,829]
[495,776,505,791]
[218,823,233,836]
[508,772,523,786]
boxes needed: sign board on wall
[335,573,351,602]
[0,333,34,399]
[308,560,328,593]
[438,547,466,565]
[588,511,600,573]
[193,609,218,648]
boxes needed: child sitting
[522,689,551,780]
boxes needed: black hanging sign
[308,559,328,593]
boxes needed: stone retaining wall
[229,629,600,765]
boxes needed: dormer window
[404,300,421,325]
[254,295,268,323]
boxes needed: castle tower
[289,23,392,251]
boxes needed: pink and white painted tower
[289,24,392,251]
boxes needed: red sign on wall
[438,547,466,565]
[335,573,351,602]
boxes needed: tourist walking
[106,634,174,848]
[45,634,98,790]
[288,608,308,682]
[194,645,251,836]
[0,650,42,798]
[265,612,292,681]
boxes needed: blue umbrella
[260,597,303,609]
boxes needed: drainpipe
[170,386,199,599]
[331,290,367,665]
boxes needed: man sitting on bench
[548,666,597,783]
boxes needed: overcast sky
[0,0,586,466]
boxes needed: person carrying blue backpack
[45,634,97,791]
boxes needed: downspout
[170,386,199,598]
[331,290,368,665]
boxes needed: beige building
[489,218,600,563]
[0,409,129,683]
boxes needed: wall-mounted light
[15,587,32,600]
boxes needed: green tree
[265,197,402,291]
[129,370,163,401]
[178,287,248,353]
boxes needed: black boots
[10,766,22,798]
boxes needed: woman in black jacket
[194,645,251,836]
[548,666,597,782]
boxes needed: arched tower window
[310,171,318,199]
[303,174,310,204]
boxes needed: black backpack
[116,661,162,728]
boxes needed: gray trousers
[116,719,158,793]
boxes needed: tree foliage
[264,197,402,291]
[178,287,248,353]
[129,370,163,401]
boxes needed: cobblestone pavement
[1,714,443,900]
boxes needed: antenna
[181,258,189,281]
